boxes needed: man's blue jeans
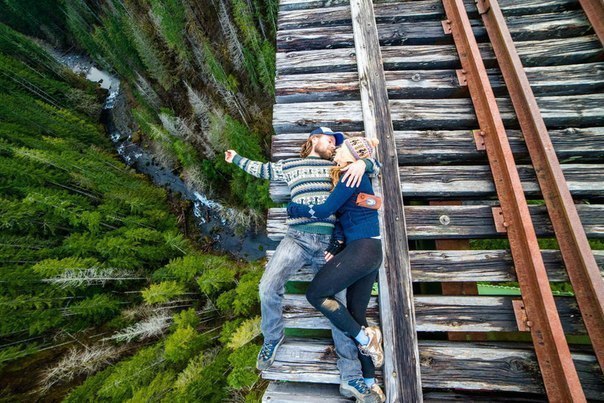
[259,228,363,381]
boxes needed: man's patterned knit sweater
[232,154,342,234]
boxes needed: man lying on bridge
[225,127,382,402]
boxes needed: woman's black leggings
[306,238,383,378]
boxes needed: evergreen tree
[0,1,63,44]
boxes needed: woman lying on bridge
[287,137,385,402]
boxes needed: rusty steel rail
[476,0,604,376]
[441,0,587,401]
[579,0,604,46]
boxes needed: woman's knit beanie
[343,137,379,160]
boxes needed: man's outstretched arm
[225,150,284,181]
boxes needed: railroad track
[263,0,604,401]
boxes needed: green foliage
[0,293,65,337]
[90,6,145,80]
[262,0,279,35]
[96,227,178,269]
[244,388,265,403]
[164,326,210,364]
[64,2,105,64]
[4,0,280,217]
[0,25,191,378]
[142,281,187,304]
[227,343,261,389]
[148,0,189,62]
[217,288,238,313]
[197,266,236,296]
[172,137,201,168]
[0,1,280,401]
[201,39,238,92]
[132,106,160,134]
[227,316,261,349]
[259,40,276,95]
[551,282,574,295]
[96,344,165,401]
[127,369,177,402]
[125,9,177,91]
[0,343,40,371]
[31,257,100,278]
[175,349,231,403]
[0,53,101,118]
[0,0,68,47]
[0,96,107,149]
[0,23,63,76]
[63,365,114,403]
[203,113,272,210]
[68,294,122,324]
[172,307,200,329]
[232,267,262,316]
[216,265,261,316]
[152,253,209,281]
[133,107,202,170]
[172,351,210,393]
[589,239,604,250]
[230,0,275,95]
[469,238,510,250]
[219,318,244,345]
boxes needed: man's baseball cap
[310,127,345,146]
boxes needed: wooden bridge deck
[263,0,604,401]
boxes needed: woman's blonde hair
[329,138,380,188]
[330,163,351,188]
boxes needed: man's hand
[224,150,237,163]
[340,159,366,187]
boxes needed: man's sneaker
[370,383,386,402]
[340,378,381,403]
[358,326,384,368]
[256,336,284,370]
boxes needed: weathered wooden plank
[396,164,604,198]
[417,296,586,334]
[398,204,604,239]
[282,294,379,328]
[262,339,604,400]
[278,0,578,13]
[349,0,419,400]
[277,11,591,51]
[409,250,604,283]
[272,94,604,133]
[266,204,604,241]
[428,210,481,342]
[275,63,604,103]
[278,0,579,30]
[268,250,604,283]
[276,36,603,74]
[282,294,586,333]
[270,127,604,164]
[418,341,603,398]
[522,62,604,96]
[262,382,353,403]
[262,338,356,384]
[269,164,604,201]
[423,391,547,402]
